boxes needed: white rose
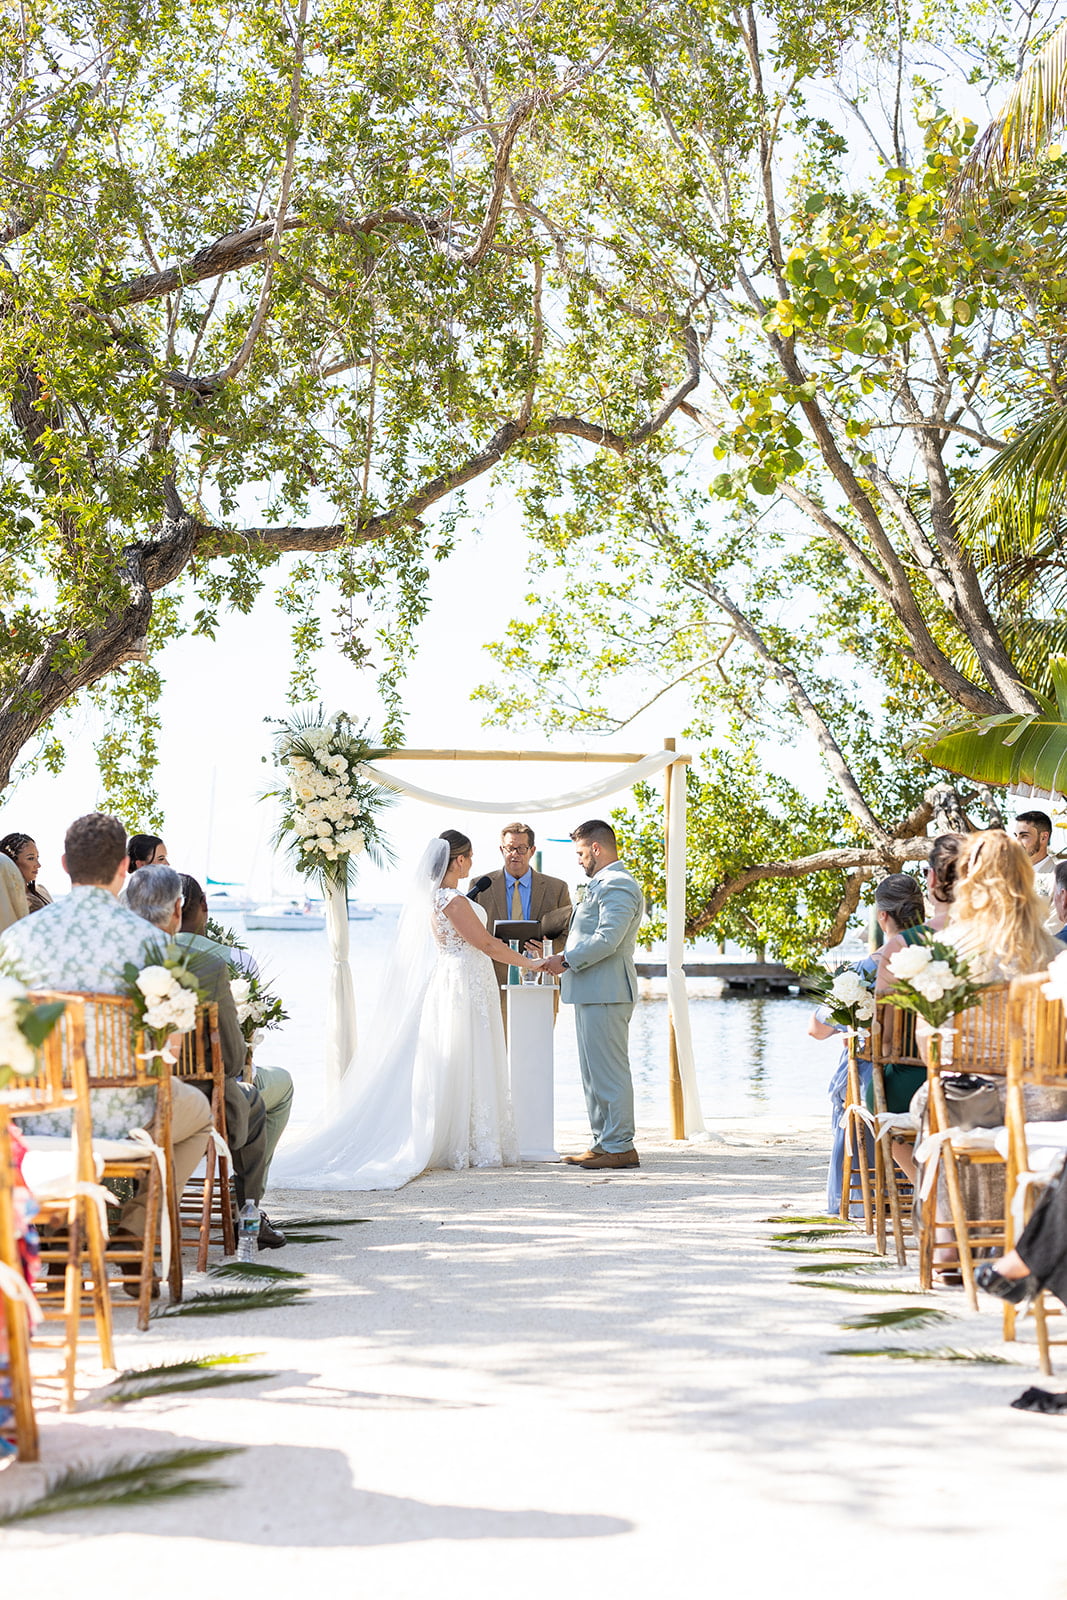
[923,960,956,990]
[136,966,176,1002]
[830,971,865,1006]
[888,945,932,981]
[303,802,325,824]
[229,977,252,1011]
[349,832,365,856]
[327,754,347,775]
[0,1012,36,1076]
[855,996,876,1022]
[912,974,948,1003]
[315,820,333,837]
[0,975,27,1006]
[294,782,316,802]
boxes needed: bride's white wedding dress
[272,844,519,1191]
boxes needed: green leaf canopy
[916,658,1067,794]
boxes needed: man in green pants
[538,819,644,1170]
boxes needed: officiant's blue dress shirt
[504,869,533,920]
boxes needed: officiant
[471,822,572,1026]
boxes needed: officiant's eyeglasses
[502,842,533,855]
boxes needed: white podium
[506,982,559,1161]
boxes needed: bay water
[234,908,837,1136]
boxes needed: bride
[272,830,542,1190]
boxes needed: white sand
[2,1116,1066,1598]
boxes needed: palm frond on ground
[827,1346,1016,1362]
[154,1285,310,1318]
[838,1307,958,1331]
[914,657,1067,793]
[97,1354,272,1405]
[0,1448,243,1523]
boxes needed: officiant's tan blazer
[471,868,572,1026]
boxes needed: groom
[537,819,644,1170]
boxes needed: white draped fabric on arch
[321,746,703,1138]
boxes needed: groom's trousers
[574,1001,635,1153]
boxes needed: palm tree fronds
[792,1258,897,1275]
[101,1371,272,1405]
[764,1215,851,1226]
[795,1278,925,1295]
[770,1227,858,1242]
[958,18,1067,196]
[911,666,1067,793]
[279,1232,341,1245]
[154,1286,310,1318]
[771,1244,884,1255]
[275,1216,369,1229]
[827,1346,1016,1363]
[839,1306,957,1331]
[208,1261,307,1281]
[0,1447,243,1523]
[956,404,1067,556]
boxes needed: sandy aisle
[2,1117,1066,1598]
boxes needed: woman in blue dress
[810,873,926,1214]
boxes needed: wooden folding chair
[918,983,1012,1311]
[14,994,117,1410]
[868,1003,922,1265]
[173,1003,236,1270]
[0,1116,40,1461]
[1004,973,1067,1370]
[839,1032,874,1232]
[35,993,181,1330]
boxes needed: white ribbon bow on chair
[0,1260,43,1326]
[127,1127,171,1280]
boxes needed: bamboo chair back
[920,982,1011,1308]
[1004,973,1067,1369]
[18,994,116,1403]
[39,991,178,1326]
[867,1002,924,1264]
[172,1003,235,1266]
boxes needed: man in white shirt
[1014,811,1059,929]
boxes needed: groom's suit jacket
[561,862,644,1006]
[471,867,572,1006]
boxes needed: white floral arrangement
[0,975,65,1090]
[229,971,288,1050]
[808,961,876,1033]
[884,934,987,1030]
[266,709,393,890]
[122,943,204,1069]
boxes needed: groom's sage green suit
[561,862,644,1154]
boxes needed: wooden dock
[635,962,803,995]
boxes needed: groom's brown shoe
[562,1146,604,1165]
[575,1148,639,1170]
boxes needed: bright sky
[1,494,711,904]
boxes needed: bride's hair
[439,829,472,861]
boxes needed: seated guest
[179,874,294,1199]
[908,831,1066,1247]
[0,849,27,932]
[126,866,285,1250]
[977,1164,1067,1305]
[0,833,52,913]
[1052,860,1067,944]
[810,874,925,1215]
[127,834,168,872]
[0,814,212,1285]
[875,833,962,990]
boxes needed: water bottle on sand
[237,1200,260,1262]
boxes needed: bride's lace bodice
[432,886,487,958]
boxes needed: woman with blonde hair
[909,830,1065,1270]
[947,828,1060,979]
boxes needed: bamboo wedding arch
[361,741,704,1140]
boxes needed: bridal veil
[271,837,449,1190]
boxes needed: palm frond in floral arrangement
[883,934,990,1030]
[264,707,395,891]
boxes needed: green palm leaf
[770,1227,858,1242]
[794,1278,920,1295]
[153,1286,309,1317]
[956,404,1067,555]
[827,1346,1016,1362]
[839,1306,957,1331]
[914,661,1067,792]
[0,1448,242,1523]
[792,1258,898,1274]
[764,1215,856,1226]
[208,1261,306,1281]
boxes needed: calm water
[233,910,836,1134]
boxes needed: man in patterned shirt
[1,812,212,1244]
